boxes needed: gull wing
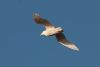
[33,13,54,29]
[55,32,79,51]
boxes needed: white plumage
[33,13,79,51]
[41,27,63,36]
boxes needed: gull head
[40,31,46,36]
[40,31,49,36]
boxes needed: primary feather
[55,33,79,51]
[33,13,54,29]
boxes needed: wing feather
[33,13,54,29]
[55,33,79,51]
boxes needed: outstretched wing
[55,32,79,51]
[33,13,54,29]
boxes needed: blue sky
[0,0,100,67]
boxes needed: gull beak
[40,33,43,36]
[40,34,42,36]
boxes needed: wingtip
[59,42,80,51]
[33,12,40,18]
[66,44,80,51]
[71,46,80,51]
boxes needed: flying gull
[33,13,79,51]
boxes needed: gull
[33,13,79,51]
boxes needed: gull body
[41,27,63,36]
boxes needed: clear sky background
[0,0,100,67]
